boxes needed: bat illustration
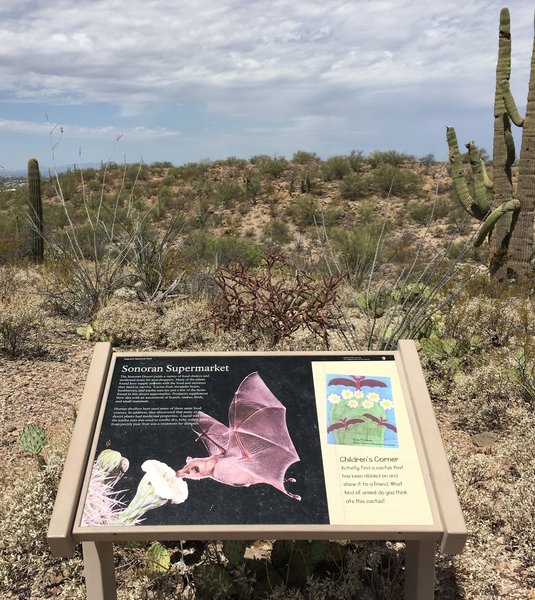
[176,372,301,500]
[327,418,364,433]
[363,413,398,432]
[328,375,387,390]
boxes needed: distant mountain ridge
[1,162,101,177]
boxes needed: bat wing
[360,378,387,388]
[327,421,345,432]
[223,372,300,495]
[346,418,364,426]
[363,413,380,424]
[193,411,229,456]
[328,377,359,387]
[384,422,397,432]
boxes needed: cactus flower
[114,460,188,525]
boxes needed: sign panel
[76,353,433,531]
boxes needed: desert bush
[321,155,351,181]
[174,160,212,181]
[369,165,423,197]
[251,155,288,178]
[180,231,264,270]
[347,149,367,173]
[286,195,320,228]
[292,150,320,164]
[263,219,292,246]
[0,449,85,599]
[367,150,415,168]
[0,266,44,357]
[330,223,385,285]
[92,300,164,346]
[339,173,372,200]
[161,298,212,348]
[212,179,243,208]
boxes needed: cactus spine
[448,8,535,282]
[27,158,44,262]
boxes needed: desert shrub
[292,150,319,164]
[251,155,288,178]
[161,298,212,348]
[321,155,351,181]
[0,266,44,357]
[180,231,264,270]
[408,200,443,225]
[286,195,320,228]
[0,449,85,598]
[330,223,385,284]
[347,149,367,173]
[369,165,423,197]
[367,150,415,168]
[339,173,372,200]
[212,179,243,208]
[263,219,292,246]
[175,160,211,181]
[92,300,164,346]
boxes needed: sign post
[48,341,466,599]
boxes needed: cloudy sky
[0,0,533,170]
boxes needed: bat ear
[185,456,193,464]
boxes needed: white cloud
[0,0,532,116]
[0,118,180,140]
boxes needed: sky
[0,0,533,171]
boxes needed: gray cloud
[0,0,533,164]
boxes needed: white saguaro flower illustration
[114,460,188,525]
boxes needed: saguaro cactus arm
[474,199,521,247]
[446,126,491,220]
[501,79,525,126]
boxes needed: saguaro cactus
[448,8,535,284]
[27,158,44,262]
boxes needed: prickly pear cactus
[19,424,46,455]
[145,542,170,577]
[222,539,248,567]
[19,424,47,469]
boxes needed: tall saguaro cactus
[448,8,535,284]
[27,158,44,262]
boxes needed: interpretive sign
[48,342,467,600]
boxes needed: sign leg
[82,541,117,600]
[404,540,435,600]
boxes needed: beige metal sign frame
[48,341,466,600]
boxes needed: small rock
[471,432,498,448]
[6,425,16,433]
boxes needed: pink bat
[176,372,301,500]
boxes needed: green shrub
[92,300,164,346]
[251,155,288,178]
[292,150,320,164]
[286,195,320,228]
[321,155,351,181]
[367,150,415,168]
[330,223,385,284]
[0,266,44,357]
[263,219,292,246]
[212,179,243,208]
[369,165,423,197]
[339,173,372,200]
